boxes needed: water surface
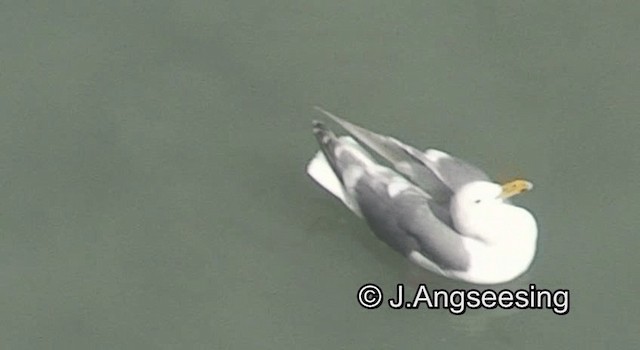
[1,1,638,348]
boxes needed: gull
[306,107,538,284]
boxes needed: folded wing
[314,107,491,202]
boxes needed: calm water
[1,1,638,348]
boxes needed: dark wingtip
[312,120,326,134]
[311,120,334,146]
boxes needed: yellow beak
[500,179,533,199]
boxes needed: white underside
[409,233,537,285]
[410,221,537,284]
[455,239,536,284]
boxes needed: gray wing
[314,107,491,199]
[353,170,470,272]
[405,147,491,191]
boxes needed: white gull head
[449,180,538,284]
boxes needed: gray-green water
[1,1,639,348]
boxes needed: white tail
[306,151,361,216]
